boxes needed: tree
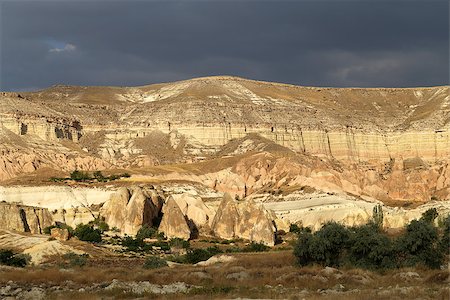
[372,204,384,229]
[395,219,444,269]
[348,223,395,269]
[420,208,438,224]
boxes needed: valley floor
[1,251,448,299]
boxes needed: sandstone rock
[195,254,236,266]
[211,193,276,246]
[0,202,53,234]
[210,193,239,240]
[158,197,191,240]
[273,217,290,233]
[101,186,160,236]
[50,228,70,241]
[172,194,214,233]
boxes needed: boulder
[158,197,191,240]
[50,227,70,241]
[211,193,276,246]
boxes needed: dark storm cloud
[1,0,448,91]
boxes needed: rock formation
[0,202,53,234]
[101,186,160,236]
[158,196,191,240]
[0,76,449,238]
[172,194,214,234]
[211,194,276,246]
[50,227,70,241]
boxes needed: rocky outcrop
[158,197,191,240]
[211,194,276,246]
[101,186,160,236]
[0,202,53,234]
[50,228,70,241]
[172,194,214,234]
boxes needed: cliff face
[0,202,53,234]
[0,77,448,204]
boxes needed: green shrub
[62,252,89,267]
[348,223,395,270]
[184,246,223,264]
[169,238,190,249]
[122,236,144,252]
[143,256,168,269]
[136,224,158,240]
[0,249,29,267]
[243,242,270,252]
[293,212,447,270]
[293,222,350,267]
[311,222,350,267]
[372,204,384,229]
[88,218,109,233]
[420,208,439,224]
[395,219,444,269]
[289,224,310,234]
[73,224,102,243]
[43,223,74,235]
[293,230,314,266]
[438,215,450,253]
[70,170,91,181]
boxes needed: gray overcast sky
[1,0,449,91]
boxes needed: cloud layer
[1,1,448,91]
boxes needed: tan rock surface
[50,228,70,241]
[158,197,191,240]
[172,194,214,232]
[211,194,276,245]
[0,202,53,234]
[101,186,160,236]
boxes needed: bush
[310,222,350,267]
[122,236,144,252]
[293,210,448,270]
[62,252,89,267]
[88,218,109,233]
[43,223,74,235]
[348,223,395,269]
[420,208,438,224]
[136,224,158,240]
[395,219,444,269]
[143,256,168,269]
[438,215,450,253]
[184,246,223,264]
[0,249,29,267]
[70,170,91,181]
[243,242,269,252]
[169,238,190,249]
[73,224,102,243]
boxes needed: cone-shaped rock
[158,196,191,240]
[211,194,276,246]
[211,193,239,240]
[101,186,160,236]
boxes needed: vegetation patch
[0,249,30,268]
[60,252,89,268]
[293,208,449,270]
[73,224,102,243]
[143,256,168,269]
[50,170,131,183]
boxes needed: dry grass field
[1,251,448,299]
